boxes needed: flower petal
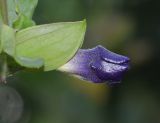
[58,45,130,84]
[97,45,130,64]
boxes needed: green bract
[14,0,38,19]
[13,0,38,29]
[15,20,86,71]
[4,0,37,28]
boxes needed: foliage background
[1,0,160,123]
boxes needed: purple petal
[58,45,130,85]
[97,45,130,64]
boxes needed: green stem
[0,0,8,24]
[0,54,8,83]
[0,0,8,83]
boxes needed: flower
[58,45,130,84]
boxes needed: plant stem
[0,54,8,83]
[0,0,8,24]
[0,0,8,83]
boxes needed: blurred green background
[1,0,160,123]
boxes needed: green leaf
[15,20,86,71]
[1,24,43,68]
[6,0,18,26]
[1,24,15,56]
[13,14,35,30]
[15,56,44,68]
[14,0,38,19]
[12,0,38,29]
[2,0,38,27]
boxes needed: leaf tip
[82,19,87,29]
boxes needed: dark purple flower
[58,45,130,84]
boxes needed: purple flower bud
[58,45,130,84]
